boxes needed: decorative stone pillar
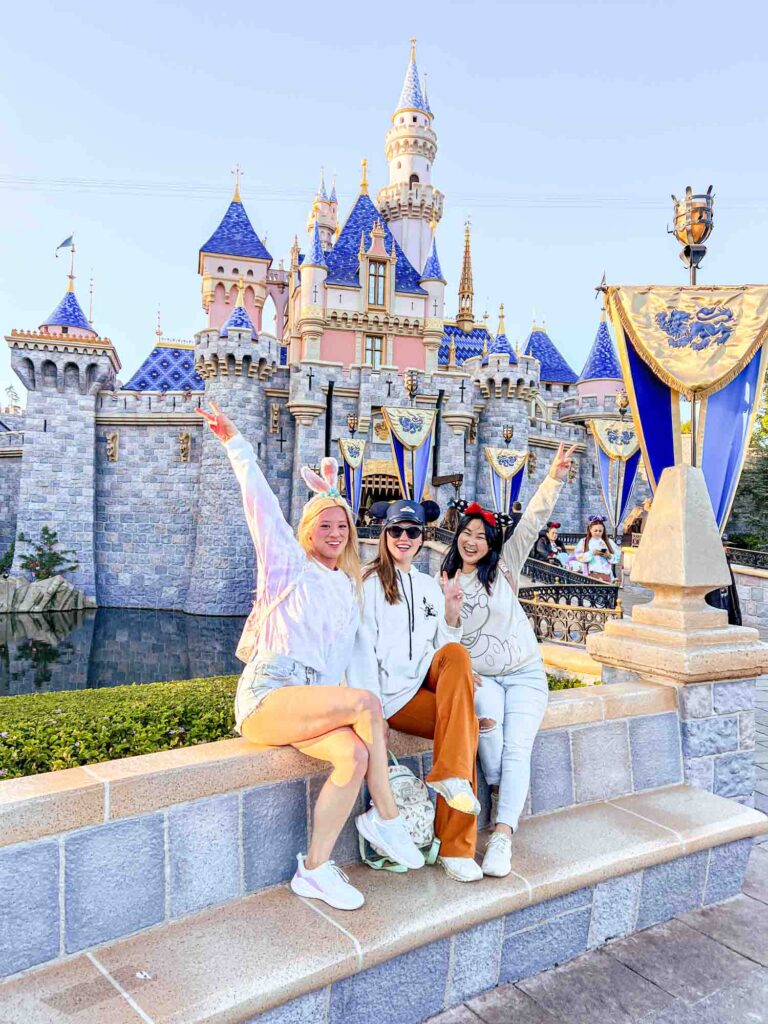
[287,400,326,526]
[588,465,767,804]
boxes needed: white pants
[474,661,549,832]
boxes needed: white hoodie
[349,567,463,719]
[444,475,564,676]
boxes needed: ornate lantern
[502,424,514,446]
[346,413,359,437]
[404,369,419,405]
[670,185,714,284]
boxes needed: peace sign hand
[549,442,578,482]
[195,401,238,442]
[440,571,464,627]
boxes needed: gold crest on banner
[483,447,529,479]
[606,285,768,399]
[381,407,436,450]
[338,438,366,469]
[590,420,640,462]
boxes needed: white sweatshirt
[225,433,360,689]
[447,475,564,676]
[348,567,463,719]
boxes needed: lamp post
[404,369,419,406]
[346,413,358,437]
[616,389,629,420]
[502,424,514,446]
[669,185,714,465]
[670,185,714,286]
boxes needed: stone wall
[733,566,768,634]
[0,454,21,557]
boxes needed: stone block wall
[0,454,21,557]
[733,567,768,633]
[94,423,202,609]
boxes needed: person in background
[573,516,621,582]
[705,536,743,626]
[534,521,566,564]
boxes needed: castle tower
[420,231,446,373]
[198,174,272,333]
[298,222,328,361]
[306,168,338,251]
[455,221,475,333]
[184,279,271,615]
[5,265,120,598]
[377,40,444,275]
[577,310,624,411]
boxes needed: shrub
[17,526,79,580]
[547,674,587,691]
[0,675,237,779]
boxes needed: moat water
[0,608,247,696]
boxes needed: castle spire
[497,302,506,337]
[360,158,368,195]
[456,219,474,333]
[231,164,243,203]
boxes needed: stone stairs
[1,679,766,1024]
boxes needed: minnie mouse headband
[588,514,606,524]
[301,458,342,499]
[449,499,513,530]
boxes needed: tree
[16,527,79,581]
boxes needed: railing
[520,591,623,645]
[523,556,612,587]
[725,546,768,572]
[519,582,620,610]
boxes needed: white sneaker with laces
[438,855,484,882]
[481,831,513,877]
[427,777,481,816]
[355,808,426,870]
[290,854,364,910]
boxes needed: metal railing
[519,591,623,645]
[519,582,620,610]
[725,547,768,572]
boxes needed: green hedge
[0,676,238,780]
[0,671,584,780]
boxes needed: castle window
[247,269,254,277]
[412,116,417,123]
[563,384,570,393]
[232,267,239,275]
[217,266,224,273]
[61,326,68,334]
[545,382,552,392]
[365,335,384,369]
[409,173,419,186]
[368,261,386,307]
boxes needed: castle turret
[298,222,328,361]
[306,168,338,251]
[198,174,272,333]
[5,265,119,598]
[377,40,444,275]
[420,232,446,373]
[576,311,623,412]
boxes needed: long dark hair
[440,514,503,594]
[581,518,615,555]
[363,527,424,605]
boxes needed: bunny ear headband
[449,498,513,530]
[301,457,342,499]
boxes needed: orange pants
[388,643,478,858]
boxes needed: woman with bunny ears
[439,443,576,880]
[197,402,425,912]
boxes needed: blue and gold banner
[483,447,528,514]
[381,407,436,502]
[590,420,641,532]
[338,438,366,517]
[607,285,768,531]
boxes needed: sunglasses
[386,525,424,540]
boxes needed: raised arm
[197,403,303,572]
[501,443,575,581]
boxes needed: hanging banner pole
[483,447,529,514]
[337,438,366,518]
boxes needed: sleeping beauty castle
[0,42,644,615]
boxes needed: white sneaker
[427,777,481,816]
[355,808,425,870]
[290,854,364,911]
[438,855,484,882]
[481,831,513,878]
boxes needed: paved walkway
[428,678,768,1024]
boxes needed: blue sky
[1,0,766,399]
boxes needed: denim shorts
[234,654,317,733]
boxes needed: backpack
[358,753,441,872]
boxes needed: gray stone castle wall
[0,454,21,557]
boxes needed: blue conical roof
[123,342,204,392]
[303,222,327,268]
[40,289,95,335]
[200,200,271,261]
[523,327,578,383]
[329,179,338,203]
[421,238,445,282]
[483,333,516,366]
[579,319,622,382]
[220,303,256,338]
[396,50,430,115]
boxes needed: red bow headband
[464,501,497,528]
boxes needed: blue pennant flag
[55,235,74,256]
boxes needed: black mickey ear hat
[370,498,442,525]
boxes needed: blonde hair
[297,495,363,597]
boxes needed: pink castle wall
[320,329,355,365]
[393,335,425,370]
[577,378,619,404]
[208,284,263,332]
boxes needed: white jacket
[348,567,463,719]
[447,475,564,676]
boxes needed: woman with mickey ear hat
[197,403,425,913]
[348,496,482,883]
[439,443,576,879]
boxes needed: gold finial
[231,164,243,202]
[456,216,474,333]
[429,216,437,235]
[481,335,488,358]
[236,275,246,306]
[498,302,506,335]
[360,158,368,194]
[67,240,76,292]
[89,272,94,324]
[358,231,366,258]
[410,37,417,61]
[449,337,456,368]
[600,305,607,322]
[156,306,162,342]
